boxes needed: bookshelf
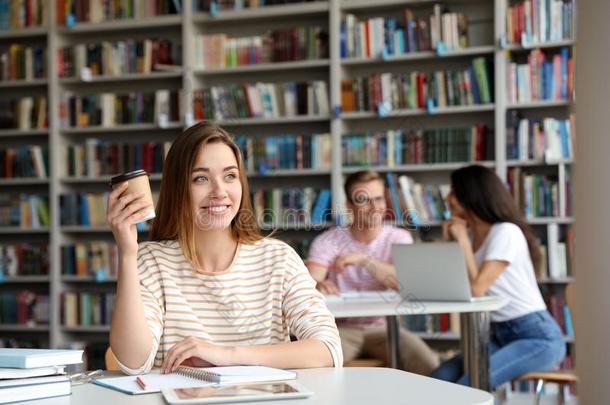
[0,0,576,370]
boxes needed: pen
[135,376,146,390]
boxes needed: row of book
[65,140,171,177]
[543,291,574,337]
[507,167,570,218]
[62,292,116,327]
[506,114,574,161]
[0,244,49,276]
[235,133,331,174]
[57,39,179,78]
[56,0,181,25]
[61,242,118,278]
[341,58,493,113]
[537,224,573,281]
[195,0,315,11]
[342,125,489,167]
[341,6,468,59]
[506,47,573,104]
[252,188,331,226]
[1,145,48,178]
[0,0,46,30]
[0,290,49,325]
[403,313,460,336]
[0,45,45,81]
[192,81,329,121]
[196,27,328,69]
[384,173,450,223]
[0,97,47,130]
[506,0,574,45]
[60,193,107,227]
[59,90,181,128]
[0,194,49,228]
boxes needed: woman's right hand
[106,181,154,256]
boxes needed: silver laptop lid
[392,242,473,302]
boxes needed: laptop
[391,242,481,302]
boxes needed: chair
[104,347,120,371]
[512,285,577,405]
[516,370,577,405]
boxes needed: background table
[28,368,493,405]
[326,296,507,391]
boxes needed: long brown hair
[450,165,542,271]
[150,121,262,267]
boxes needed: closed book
[0,349,83,369]
[0,375,70,404]
[0,365,65,380]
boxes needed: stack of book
[341,4,469,59]
[0,348,82,404]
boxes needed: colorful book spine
[196,26,328,68]
[0,244,49,276]
[58,0,180,26]
[341,58,492,113]
[0,194,49,228]
[506,0,573,44]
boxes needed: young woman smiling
[107,121,342,375]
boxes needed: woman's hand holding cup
[107,173,155,256]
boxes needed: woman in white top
[431,165,565,388]
[106,121,342,375]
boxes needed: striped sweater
[115,238,343,374]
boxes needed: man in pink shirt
[306,170,438,375]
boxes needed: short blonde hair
[344,170,384,202]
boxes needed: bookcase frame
[0,0,576,367]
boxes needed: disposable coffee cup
[110,169,156,223]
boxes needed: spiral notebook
[93,366,297,395]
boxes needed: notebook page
[94,371,213,395]
[195,366,297,384]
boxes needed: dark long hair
[450,165,542,271]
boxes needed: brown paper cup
[110,170,155,223]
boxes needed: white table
[28,368,493,405]
[326,296,507,391]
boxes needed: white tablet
[161,381,313,404]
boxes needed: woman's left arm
[457,237,509,297]
[447,220,509,297]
